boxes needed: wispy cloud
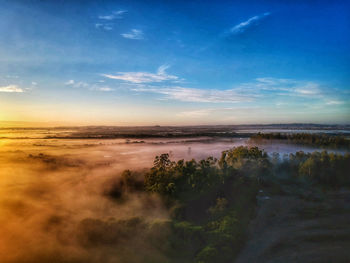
[237,78,323,97]
[65,80,88,88]
[128,76,348,107]
[177,109,214,117]
[121,29,144,40]
[294,83,321,96]
[0,85,23,93]
[5,75,19,79]
[157,64,170,75]
[198,12,271,52]
[65,80,114,92]
[98,15,115,20]
[95,10,127,31]
[95,23,113,31]
[90,86,114,92]
[102,65,179,83]
[98,10,127,20]
[177,107,261,118]
[230,12,270,35]
[65,80,74,85]
[132,86,255,103]
[325,100,345,105]
[251,78,349,106]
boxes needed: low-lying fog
[0,132,348,262]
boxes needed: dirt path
[235,190,350,263]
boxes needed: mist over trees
[111,146,350,262]
[250,132,350,149]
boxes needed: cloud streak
[102,65,179,83]
[325,100,345,105]
[95,23,113,31]
[132,86,255,103]
[230,12,270,35]
[65,80,113,92]
[121,29,144,40]
[98,10,127,20]
[0,85,23,93]
[65,80,89,88]
[177,106,262,118]
[199,12,271,52]
[96,10,127,31]
[129,76,348,107]
[90,86,114,92]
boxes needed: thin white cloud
[98,87,114,91]
[5,75,19,79]
[177,107,262,118]
[96,10,127,31]
[129,76,348,107]
[157,64,170,75]
[74,82,89,88]
[98,10,127,20]
[230,12,270,35]
[132,86,254,103]
[95,23,113,31]
[121,29,144,40]
[102,65,178,83]
[65,80,114,92]
[65,80,75,85]
[98,15,115,20]
[0,85,23,93]
[90,86,114,92]
[65,80,89,88]
[326,100,344,105]
[177,109,213,117]
[253,78,322,97]
[255,77,294,85]
[295,86,320,96]
[253,78,349,106]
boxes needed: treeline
[250,132,350,149]
[109,147,350,263]
[44,132,248,140]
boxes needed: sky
[0,0,349,126]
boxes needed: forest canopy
[109,146,350,263]
[250,132,350,149]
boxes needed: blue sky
[0,0,349,125]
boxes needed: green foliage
[196,246,219,263]
[275,151,350,187]
[207,212,239,236]
[208,198,228,215]
[219,146,272,183]
[142,147,270,262]
[135,146,350,263]
[144,153,177,195]
[297,151,350,186]
[144,147,273,198]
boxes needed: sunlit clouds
[102,65,178,83]
[0,85,23,93]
